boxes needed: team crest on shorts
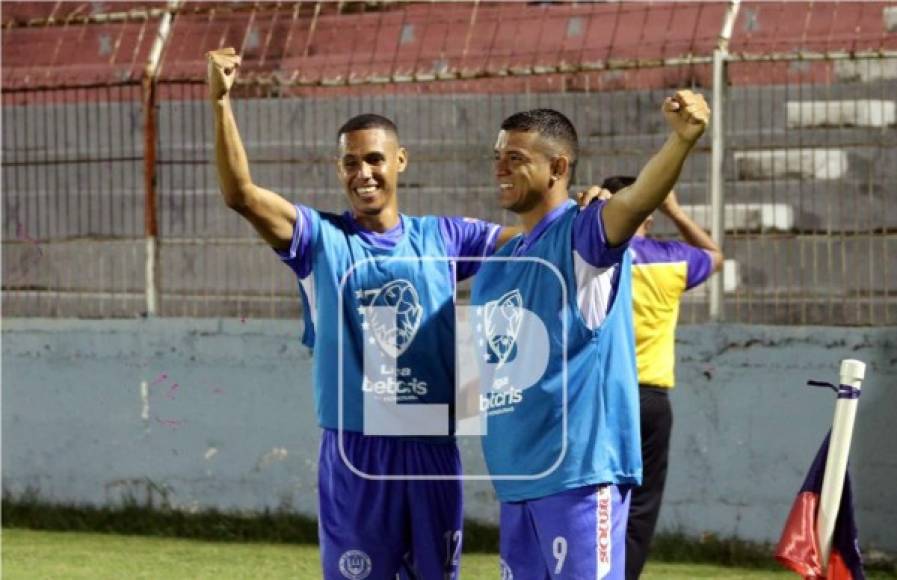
[499,557,514,580]
[338,549,372,580]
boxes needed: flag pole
[816,358,866,573]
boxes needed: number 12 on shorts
[443,530,462,568]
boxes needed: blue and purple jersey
[278,205,500,434]
[470,200,641,502]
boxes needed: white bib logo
[359,279,447,436]
[358,279,422,357]
[483,289,523,368]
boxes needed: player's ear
[396,147,408,173]
[335,135,348,176]
[550,156,569,183]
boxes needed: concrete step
[2,239,146,293]
[6,79,897,160]
[786,100,896,128]
[158,240,296,294]
[729,141,895,183]
[3,119,877,167]
[4,176,891,242]
[728,128,897,151]
[2,183,145,239]
[886,6,897,33]
[833,57,897,83]
[1,238,297,296]
[674,203,794,233]
[670,179,896,234]
[734,149,848,180]
[8,232,892,298]
[720,234,896,293]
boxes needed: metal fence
[717,56,896,326]
[3,83,147,318]
[2,1,895,325]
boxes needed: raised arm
[601,89,709,247]
[660,190,724,272]
[208,48,296,250]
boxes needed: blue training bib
[470,204,642,501]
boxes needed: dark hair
[600,175,636,194]
[337,114,398,140]
[500,108,579,183]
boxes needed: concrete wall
[3,319,896,554]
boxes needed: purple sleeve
[670,242,714,290]
[571,200,628,268]
[438,216,501,280]
[275,204,316,279]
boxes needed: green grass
[4,529,895,579]
[3,495,894,578]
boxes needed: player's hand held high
[662,89,709,145]
[600,89,709,246]
[207,47,296,249]
[207,47,241,101]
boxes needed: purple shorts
[318,429,463,579]
[500,484,632,580]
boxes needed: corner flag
[775,432,865,580]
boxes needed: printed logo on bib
[358,278,445,436]
[358,280,429,402]
[483,289,523,367]
[357,280,422,358]
[338,549,372,580]
[473,289,550,417]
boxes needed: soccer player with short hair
[208,48,514,580]
[470,92,709,579]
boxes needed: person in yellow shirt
[598,176,723,579]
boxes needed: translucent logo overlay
[337,257,568,481]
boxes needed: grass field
[7,528,894,579]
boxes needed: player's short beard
[503,187,543,215]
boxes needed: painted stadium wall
[3,319,896,555]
